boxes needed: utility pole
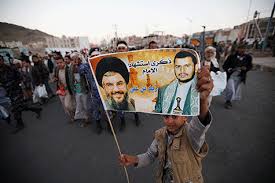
[244,0,252,40]
[253,10,263,39]
[201,26,206,60]
[186,18,193,44]
[262,1,275,50]
[112,24,118,48]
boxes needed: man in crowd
[117,41,140,127]
[223,44,252,109]
[63,55,74,96]
[148,41,158,49]
[44,55,55,82]
[204,46,220,73]
[0,55,42,133]
[31,55,54,101]
[54,56,75,123]
[116,40,129,52]
[119,66,213,183]
[64,55,72,66]
[79,49,104,133]
[104,41,140,131]
[155,50,199,115]
[20,58,33,101]
[70,53,89,127]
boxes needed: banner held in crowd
[89,48,200,116]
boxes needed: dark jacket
[31,63,49,86]
[79,63,101,99]
[223,53,253,83]
[47,59,54,73]
[0,64,24,103]
[210,62,220,73]
[20,66,33,89]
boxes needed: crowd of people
[0,39,252,135]
[0,38,256,183]
[0,41,142,134]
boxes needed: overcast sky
[0,0,274,43]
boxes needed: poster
[89,48,200,116]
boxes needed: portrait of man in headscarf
[95,57,135,111]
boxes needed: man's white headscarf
[205,46,219,68]
[70,52,86,63]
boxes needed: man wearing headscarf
[204,46,220,73]
[79,49,104,133]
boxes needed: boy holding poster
[90,49,213,182]
[119,66,213,183]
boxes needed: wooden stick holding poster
[90,48,200,116]
[103,110,130,183]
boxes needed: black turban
[95,56,129,87]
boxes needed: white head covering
[205,46,219,68]
[13,59,22,65]
[91,50,100,57]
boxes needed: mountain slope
[0,22,54,44]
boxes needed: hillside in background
[0,22,54,44]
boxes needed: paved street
[253,57,275,72]
[0,70,275,183]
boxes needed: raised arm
[186,66,213,153]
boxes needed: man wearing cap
[89,47,100,56]
[116,40,128,52]
[96,56,135,111]
[117,41,141,127]
[223,44,252,109]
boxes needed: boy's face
[163,115,187,134]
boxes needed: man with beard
[155,50,199,115]
[223,44,252,109]
[106,41,140,132]
[96,56,135,111]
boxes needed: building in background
[191,30,216,47]
[0,41,23,48]
[191,17,275,47]
[46,36,90,50]
[237,17,275,43]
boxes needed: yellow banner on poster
[89,48,200,116]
